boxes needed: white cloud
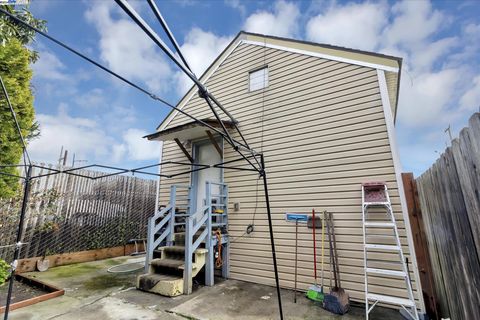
[460,75,480,111]
[28,104,159,165]
[74,88,105,108]
[397,68,462,126]
[383,1,445,48]
[29,104,115,164]
[410,37,458,72]
[175,28,232,94]
[225,0,246,15]
[118,129,161,161]
[31,50,67,81]
[306,2,387,51]
[244,1,300,38]
[85,2,173,93]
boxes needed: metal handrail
[145,184,192,272]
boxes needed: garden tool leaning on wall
[306,209,324,302]
[323,211,350,314]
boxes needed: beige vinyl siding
[385,71,398,116]
[157,43,418,306]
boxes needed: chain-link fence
[0,164,157,263]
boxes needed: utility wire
[0,8,258,168]
[146,0,194,74]
[119,0,262,171]
[0,76,31,165]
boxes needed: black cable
[113,0,263,171]
[146,0,194,74]
[0,76,31,165]
[0,8,257,162]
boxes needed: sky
[22,0,480,176]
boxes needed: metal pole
[4,165,32,320]
[294,219,298,303]
[260,154,284,320]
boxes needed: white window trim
[249,66,268,92]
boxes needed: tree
[0,5,46,198]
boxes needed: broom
[323,211,350,314]
[306,209,324,302]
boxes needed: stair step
[365,268,406,277]
[364,222,395,228]
[162,246,186,254]
[140,273,182,282]
[367,293,415,307]
[364,202,391,206]
[150,258,184,269]
[365,244,401,251]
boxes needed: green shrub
[0,259,11,285]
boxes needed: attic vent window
[249,67,268,92]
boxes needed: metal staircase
[362,182,419,320]
[138,182,229,296]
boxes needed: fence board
[416,113,480,320]
[0,164,156,262]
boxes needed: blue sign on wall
[285,213,308,223]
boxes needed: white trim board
[377,69,426,313]
[159,37,399,131]
[158,38,245,131]
[243,40,399,73]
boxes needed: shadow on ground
[8,256,404,320]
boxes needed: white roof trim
[158,37,245,131]
[243,40,399,73]
[159,36,399,131]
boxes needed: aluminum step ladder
[362,182,418,320]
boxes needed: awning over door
[143,119,235,141]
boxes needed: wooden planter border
[15,243,145,274]
[0,275,65,314]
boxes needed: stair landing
[137,241,207,297]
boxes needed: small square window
[249,67,268,92]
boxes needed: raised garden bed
[0,275,64,313]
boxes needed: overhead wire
[0,5,283,319]
[245,36,268,236]
[0,7,258,171]
[114,0,262,171]
[0,76,31,165]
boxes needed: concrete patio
[8,256,404,320]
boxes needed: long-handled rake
[323,211,350,314]
[306,209,324,302]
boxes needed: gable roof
[157,31,402,131]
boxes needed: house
[141,31,425,316]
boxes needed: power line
[0,75,31,165]
[0,7,256,167]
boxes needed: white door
[194,142,222,214]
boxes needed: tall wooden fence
[0,165,157,262]
[415,112,480,320]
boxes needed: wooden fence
[415,112,480,320]
[0,164,157,262]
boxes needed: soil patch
[0,279,47,307]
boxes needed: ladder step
[367,293,415,307]
[365,268,406,277]
[364,202,391,207]
[365,244,401,251]
[365,222,395,228]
